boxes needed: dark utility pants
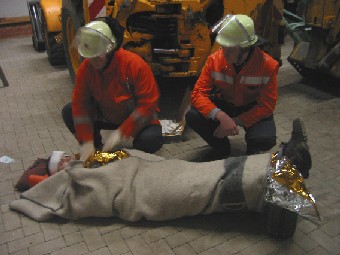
[185,103,276,155]
[62,103,163,154]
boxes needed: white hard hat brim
[216,34,258,48]
[74,27,116,58]
[213,14,259,48]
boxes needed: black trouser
[185,102,276,155]
[62,103,163,154]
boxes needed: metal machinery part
[114,0,285,77]
[286,0,340,81]
[115,0,213,78]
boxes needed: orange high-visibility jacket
[191,47,279,128]
[72,48,160,142]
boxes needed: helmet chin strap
[235,47,250,66]
[100,50,115,71]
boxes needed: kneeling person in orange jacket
[62,17,163,162]
[186,14,279,160]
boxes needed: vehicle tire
[42,15,66,66]
[32,34,45,52]
[265,203,298,239]
[62,0,84,83]
[28,1,45,52]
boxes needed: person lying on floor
[15,150,130,191]
[10,118,315,224]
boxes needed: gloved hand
[102,129,122,152]
[79,141,95,161]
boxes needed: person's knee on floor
[246,137,277,155]
[133,124,163,153]
[200,139,231,162]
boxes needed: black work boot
[266,118,312,239]
[281,118,312,179]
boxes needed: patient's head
[48,151,74,175]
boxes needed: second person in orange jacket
[62,17,163,161]
[186,14,279,160]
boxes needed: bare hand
[214,111,239,138]
[102,129,122,152]
[79,141,95,161]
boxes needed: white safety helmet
[213,14,258,48]
[76,20,117,58]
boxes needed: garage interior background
[0,0,33,39]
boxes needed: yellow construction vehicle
[286,0,340,81]
[27,0,66,65]
[28,0,339,84]
[60,0,285,81]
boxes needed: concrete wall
[0,0,29,18]
[0,0,32,39]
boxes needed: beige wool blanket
[10,149,269,222]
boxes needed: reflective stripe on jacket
[72,48,160,142]
[191,47,279,128]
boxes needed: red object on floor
[28,175,48,188]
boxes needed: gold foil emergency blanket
[83,150,130,168]
[265,152,320,220]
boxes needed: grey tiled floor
[1,36,340,255]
